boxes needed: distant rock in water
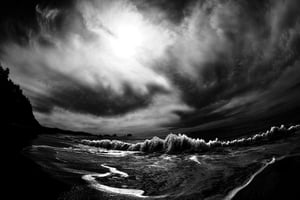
[0,64,39,127]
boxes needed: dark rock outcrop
[0,65,39,127]
[0,64,70,200]
[0,64,41,151]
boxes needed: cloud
[1,0,300,134]
[34,92,193,134]
[0,0,192,133]
[159,0,300,129]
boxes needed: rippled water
[27,130,300,200]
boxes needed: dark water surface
[27,129,300,200]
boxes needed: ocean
[26,125,300,200]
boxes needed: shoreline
[231,154,300,200]
[225,157,276,200]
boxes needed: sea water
[27,125,300,200]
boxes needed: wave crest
[81,125,300,154]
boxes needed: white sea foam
[83,173,146,197]
[101,164,129,177]
[224,157,276,200]
[70,144,138,157]
[189,155,201,164]
[82,164,167,198]
[82,164,146,198]
[31,145,59,149]
[81,124,300,154]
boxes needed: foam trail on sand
[81,125,300,154]
[82,174,146,197]
[101,164,128,177]
[82,164,168,198]
[82,164,146,198]
[224,157,276,200]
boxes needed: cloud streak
[1,0,300,134]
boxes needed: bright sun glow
[113,22,144,56]
[52,0,176,94]
[82,0,174,59]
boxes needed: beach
[232,155,300,200]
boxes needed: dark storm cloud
[0,0,75,44]
[0,0,188,134]
[242,61,300,121]
[131,0,197,24]
[32,77,168,116]
[1,0,300,135]
[161,0,300,130]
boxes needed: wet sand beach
[232,155,300,200]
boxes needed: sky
[1,0,300,136]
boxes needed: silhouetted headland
[0,64,78,200]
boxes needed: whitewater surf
[27,124,300,199]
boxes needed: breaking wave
[81,125,300,154]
